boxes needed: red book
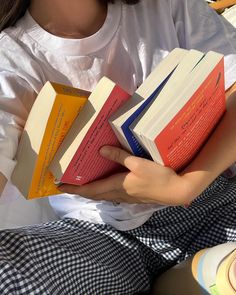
[50,77,131,185]
[130,50,225,171]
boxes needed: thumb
[100,145,137,170]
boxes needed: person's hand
[58,146,194,205]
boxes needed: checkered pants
[1,176,236,295]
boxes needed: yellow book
[11,81,89,199]
[215,250,236,295]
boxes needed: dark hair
[0,0,31,32]
[0,0,140,32]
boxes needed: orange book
[11,82,89,199]
[129,50,225,171]
[50,77,131,185]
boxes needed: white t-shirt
[1,0,236,230]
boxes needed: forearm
[181,90,236,201]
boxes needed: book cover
[109,48,188,157]
[153,54,225,171]
[50,77,131,185]
[11,82,89,199]
[129,51,225,171]
[215,250,236,295]
[199,242,236,292]
[130,49,205,149]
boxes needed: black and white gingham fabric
[1,175,236,294]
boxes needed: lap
[0,219,157,294]
[0,176,236,294]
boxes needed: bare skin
[0,0,107,196]
[29,0,107,39]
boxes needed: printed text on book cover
[155,59,225,170]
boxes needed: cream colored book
[215,249,236,295]
[109,48,188,157]
[130,50,225,171]
[131,49,205,150]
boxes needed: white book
[130,49,205,152]
[109,48,188,157]
[130,50,225,171]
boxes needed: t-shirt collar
[19,2,121,56]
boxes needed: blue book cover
[121,73,172,157]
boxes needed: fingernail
[100,146,110,157]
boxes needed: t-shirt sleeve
[170,0,236,89]
[0,71,36,198]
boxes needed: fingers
[58,172,128,196]
[59,184,142,204]
[100,145,146,171]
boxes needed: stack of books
[152,242,236,295]
[11,48,226,199]
[192,243,236,295]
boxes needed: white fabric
[0,181,58,229]
[223,5,236,27]
[1,0,236,230]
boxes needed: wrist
[174,175,197,206]
[180,170,215,204]
[162,173,197,206]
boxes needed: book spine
[61,86,130,185]
[121,121,147,157]
[124,75,171,157]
